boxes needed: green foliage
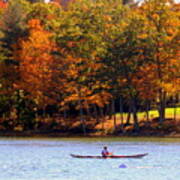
[26,1,62,31]
[12,90,36,130]
[0,0,30,62]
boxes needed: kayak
[70,153,148,159]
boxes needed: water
[0,137,179,180]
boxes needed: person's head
[104,146,107,150]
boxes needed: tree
[26,0,62,31]
[0,0,30,119]
[0,0,29,63]
[14,19,57,112]
[54,0,127,132]
[138,0,179,123]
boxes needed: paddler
[101,146,112,157]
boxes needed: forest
[0,0,179,136]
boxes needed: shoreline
[0,130,180,138]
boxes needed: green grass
[116,107,180,121]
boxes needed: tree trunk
[119,96,124,131]
[78,99,86,135]
[99,107,105,134]
[63,109,67,120]
[104,104,109,120]
[173,95,177,121]
[158,91,166,124]
[111,99,117,130]
[145,101,150,122]
[131,98,139,131]
[126,106,131,125]
[93,104,99,124]
[85,100,91,118]
[106,103,111,120]
[108,102,112,120]
[63,109,68,128]
[119,97,124,125]
[42,107,46,118]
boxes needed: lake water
[0,137,179,180]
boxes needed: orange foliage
[57,47,110,109]
[134,0,180,100]
[14,19,58,107]
[0,0,7,9]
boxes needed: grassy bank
[114,107,180,121]
[94,107,180,136]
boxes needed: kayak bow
[70,153,148,159]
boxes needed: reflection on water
[0,137,179,180]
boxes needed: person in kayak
[101,146,112,157]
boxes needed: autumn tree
[14,19,58,114]
[54,0,128,133]
[0,0,30,62]
[0,0,31,121]
[138,0,180,123]
[103,13,147,130]
[26,0,62,31]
